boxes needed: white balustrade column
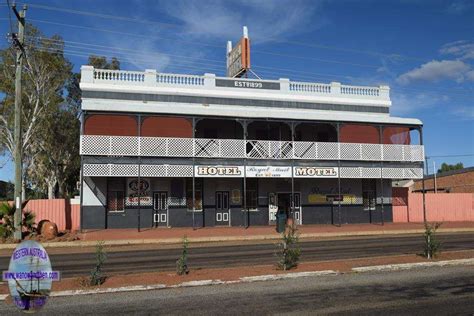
[204,73,216,88]
[379,85,390,100]
[81,65,94,83]
[331,82,341,95]
[144,69,157,86]
[280,78,290,92]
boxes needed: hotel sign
[195,166,244,177]
[246,166,292,178]
[294,167,338,178]
[194,166,338,178]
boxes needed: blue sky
[0,0,473,181]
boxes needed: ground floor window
[362,179,376,210]
[245,178,258,209]
[186,178,203,211]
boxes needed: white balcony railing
[80,136,424,162]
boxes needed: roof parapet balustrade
[80,65,390,101]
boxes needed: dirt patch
[24,230,81,243]
[1,250,472,296]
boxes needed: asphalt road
[1,232,472,278]
[1,264,473,315]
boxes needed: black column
[379,125,384,226]
[337,123,342,227]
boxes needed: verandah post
[379,125,385,226]
[337,123,342,227]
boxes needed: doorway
[215,191,230,226]
[268,193,302,225]
[153,191,168,227]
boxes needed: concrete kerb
[352,258,474,273]
[0,227,473,250]
[1,259,473,301]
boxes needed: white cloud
[160,0,323,43]
[396,60,472,85]
[452,105,474,120]
[440,40,474,60]
[390,92,448,116]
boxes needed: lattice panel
[317,142,339,160]
[167,165,193,177]
[361,168,381,178]
[140,137,167,156]
[247,140,270,159]
[382,168,405,179]
[404,145,424,162]
[80,135,110,155]
[110,136,139,156]
[383,145,404,161]
[269,141,292,159]
[340,167,361,178]
[83,164,109,176]
[110,164,139,176]
[294,142,317,159]
[361,144,382,161]
[168,138,193,157]
[339,143,360,160]
[195,138,220,157]
[140,165,167,177]
[220,139,245,158]
[404,168,423,179]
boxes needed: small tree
[276,223,301,271]
[176,236,189,275]
[90,241,107,286]
[423,222,442,259]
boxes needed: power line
[427,154,474,158]
[24,2,182,29]
[5,0,14,35]
[27,39,474,97]
[28,18,387,70]
[23,2,430,62]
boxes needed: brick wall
[413,170,474,193]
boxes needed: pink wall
[24,199,80,231]
[392,188,474,222]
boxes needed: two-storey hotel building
[79,66,424,229]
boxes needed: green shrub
[176,236,189,275]
[0,201,36,239]
[423,222,442,259]
[90,241,107,286]
[276,223,301,271]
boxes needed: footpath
[1,222,474,249]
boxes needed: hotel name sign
[195,166,338,178]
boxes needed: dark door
[153,191,168,227]
[215,191,230,226]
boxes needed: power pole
[10,3,27,241]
